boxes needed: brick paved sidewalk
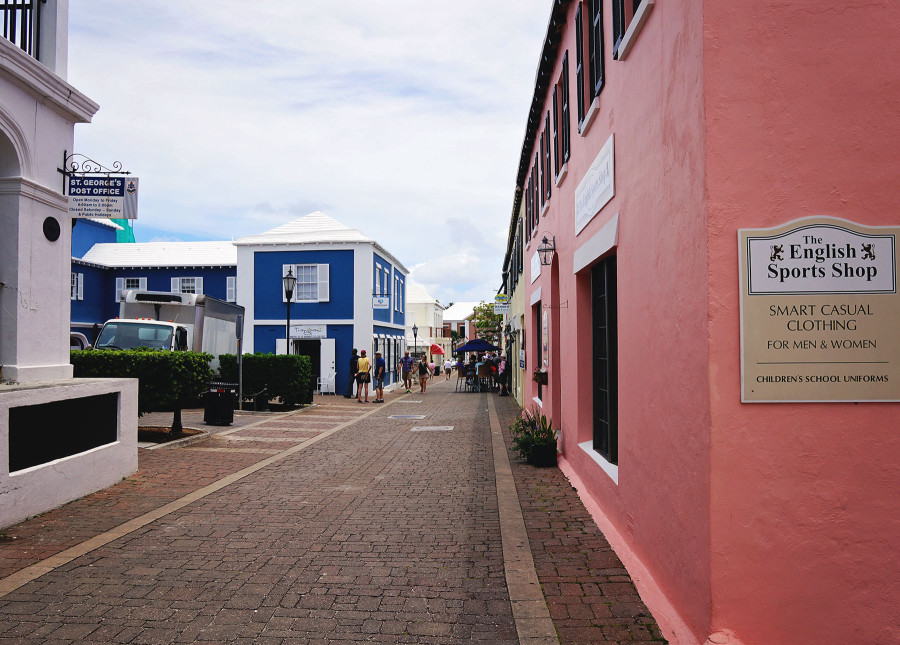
[0,380,665,644]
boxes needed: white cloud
[69,0,550,304]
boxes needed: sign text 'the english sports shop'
[739,217,899,402]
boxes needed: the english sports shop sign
[745,221,895,295]
[739,217,899,402]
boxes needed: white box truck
[94,290,244,368]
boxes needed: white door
[320,338,336,393]
[275,338,287,355]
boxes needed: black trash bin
[204,382,237,426]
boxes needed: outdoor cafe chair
[475,364,491,392]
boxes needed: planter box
[527,443,558,467]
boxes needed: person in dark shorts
[373,350,386,402]
[344,348,358,398]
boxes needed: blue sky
[68,1,551,304]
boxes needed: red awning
[430,344,445,355]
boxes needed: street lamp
[537,235,556,266]
[283,268,296,355]
[412,323,418,357]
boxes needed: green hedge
[71,349,213,415]
[218,353,312,407]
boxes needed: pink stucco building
[500,2,900,644]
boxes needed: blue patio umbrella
[454,338,502,353]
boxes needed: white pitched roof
[442,301,479,321]
[406,280,442,306]
[234,211,408,273]
[234,211,373,245]
[79,218,123,231]
[80,241,237,267]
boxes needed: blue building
[70,220,237,343]
[235,212,408,391]
[70,212,408,391]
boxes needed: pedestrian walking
[498,355,509,396]
[399,350,415,393]
[356,349,371,403]
[418,356,432,393]
[344,348,358,398]
[444,357,453,380]
[373,350,386,402]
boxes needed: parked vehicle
[94,290,244,368]
[70,331,91,350]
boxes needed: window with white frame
[375,263,382,296]
[576,0,605,131]
[398,278,404,312]
[553,51,571,177]
[383,268,389,299]
[171,277,203,294]
[613,0,652,61]
[226,276,236,302]
[71,272,83,301]
[116,276,147,301]
[283,264,330,302]
[394,276,399,312]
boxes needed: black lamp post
[412,323,418,357]
[283,268,296,355]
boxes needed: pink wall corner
[704,2,900,644]
[542,0,715,639]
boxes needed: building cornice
[0,36,98,124]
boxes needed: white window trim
[283,264,329,303]
[616,0,654,61]
[374,263,382,296]
[71,272,83,301]
[226,276,237,302]
[555,163,568,187]
[172,276,203,295]
[124,277,147,291]
[579,440,619,485]
[579,96,601,137]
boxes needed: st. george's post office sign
[738,216,899,402]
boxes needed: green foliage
[472,301,503,346]
[71,349,213,415]
[218,353,312,407]
[510,407,558,464]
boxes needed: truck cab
[95,319,189,351]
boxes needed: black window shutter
[552,86,560,177]
[612,0,625,59]
[544,111,552,200]
[575,3,585,126]
[590,0,605,97]
[561,51,570,164]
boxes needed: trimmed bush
[218,353,312,407]
[71,349,213,431]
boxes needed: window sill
[540,200,550,218]
[579,440,618,485]
[532,396,543,408]
[555,163,568,187]
[615,0,654,61]
[578,96,600,137]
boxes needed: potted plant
[510,407,558,467]
[532,367,548,386]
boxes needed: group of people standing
[344,348,386,403]
[343,347,510,402]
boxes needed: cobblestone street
[0,380,664,644]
